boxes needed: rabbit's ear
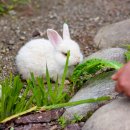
[47,29,62,46]
[63,23,70,39]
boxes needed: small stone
[50,125,58,130]
[19,36,26,41]
[94,17,100,22]
[1,49,6,53]
[9,10,16,16]
[8,40,14,45]
[49,12,58,19]
[15,109,64,124]
[0,42,4,49]
[32,30,41,37]
[64,124,81,130]
[79,122,85,127]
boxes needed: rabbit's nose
[76,61,80,65]
[76,57,80,60]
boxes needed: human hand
[112,62,130,96]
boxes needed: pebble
[19,36,26,41]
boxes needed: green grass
[0,74,33,121]
[1,52,118,123]
[58,114,83,128]
[71,114,83,123]
[58,116,68,128]
[27,50,70,106]
[0,0,31,15]
[125,45,130,62]
[1,96,110,123]
[71,58,123,87]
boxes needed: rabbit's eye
[62,52,67,56]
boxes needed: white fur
[16,24,83,81]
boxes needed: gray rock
[85,48,127,63]
[94,19,130,49]
[63,71,117,120]
[82,97,130,130]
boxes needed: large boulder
[85,48,127,63]
[63,71,117,120]
[94,19,130,49]
[82,97,130,130]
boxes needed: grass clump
[58,116,67,128]
[125,45,130,61]
[0,74,33,121]
[27,50,70,106]
[0,0,31,15]
[71,114,83,123]
[71,58,123,87]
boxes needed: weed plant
[58,116,67,128]
[125,46,130,61]
[0,0,31,15]
[0,74,33,121]
[71,58,123,87]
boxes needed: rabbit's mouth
[74,62,80,66]
[73,64,79,68]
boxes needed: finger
[115,82,123,93]
[124,89,130,97]
[122,84,130,97]
[112,67,124,80]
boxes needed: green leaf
[0,75,31,121]
[71,58,123,86]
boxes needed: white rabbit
[16,23,83,82]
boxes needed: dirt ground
[1,0,130,129]
[1,0,130,80]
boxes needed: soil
[1,0,130,129]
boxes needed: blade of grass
[0,96,110,123]
[27,74,41,106]
[46,66,54,105]
[43,96,111,110]
[57,51,70,101]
